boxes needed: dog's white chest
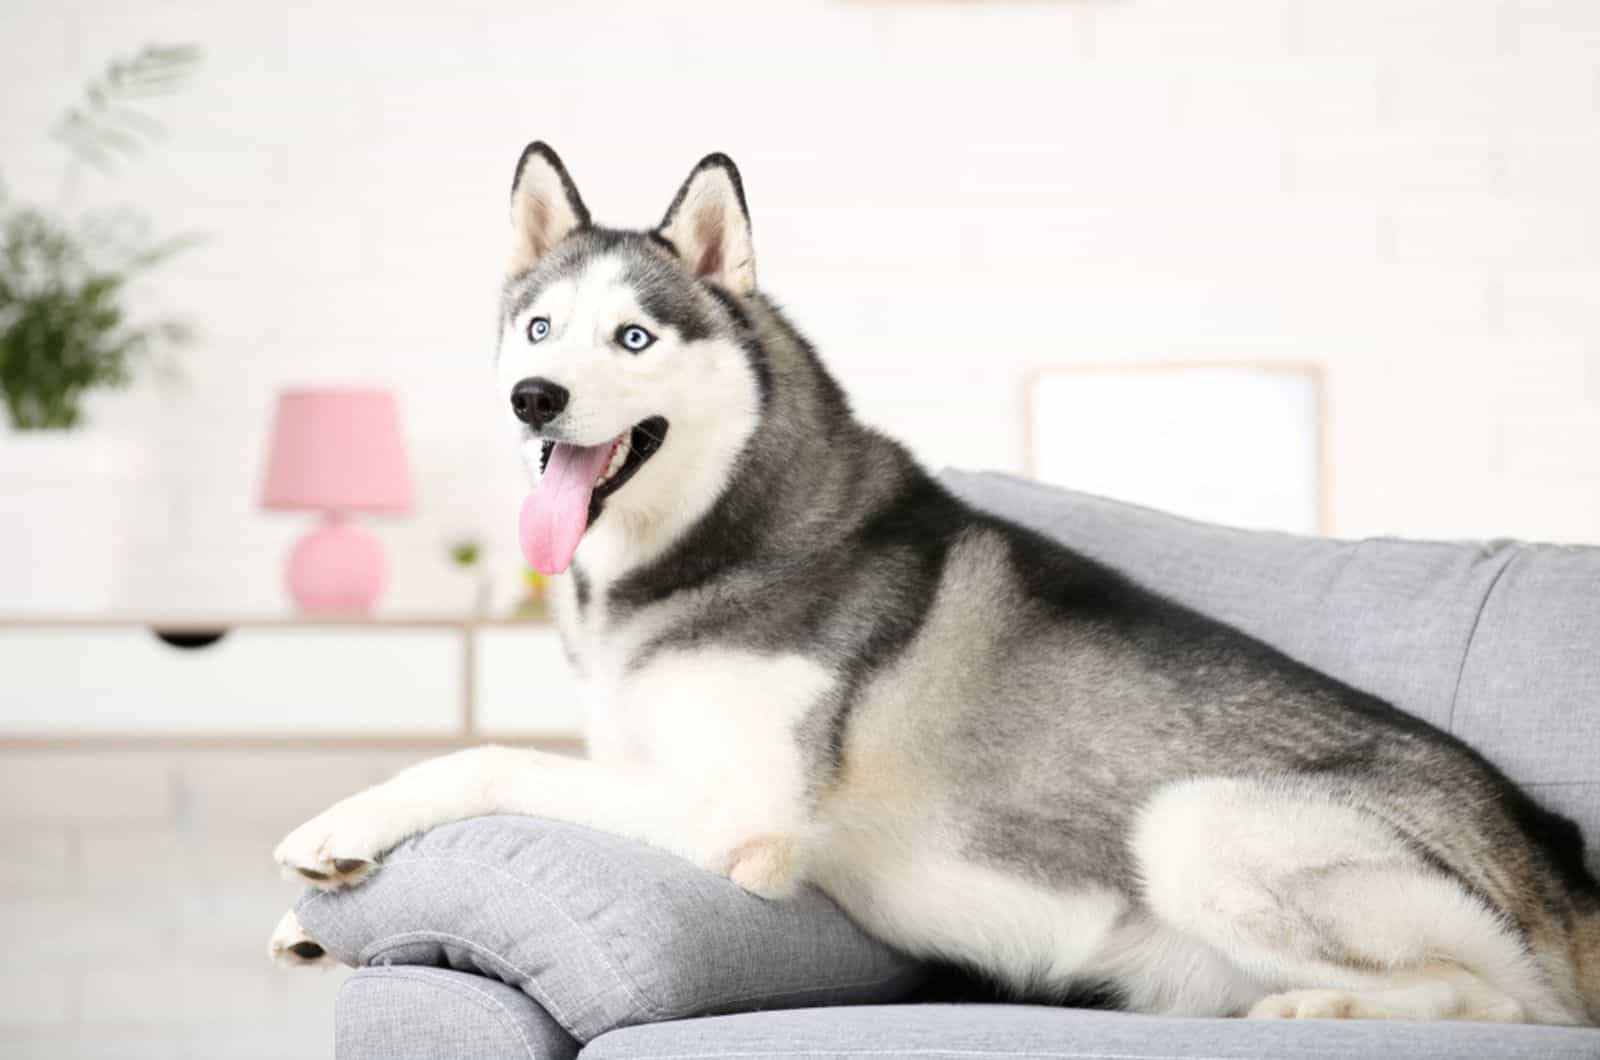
[559,584,831,798]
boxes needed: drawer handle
[151,628,230,650]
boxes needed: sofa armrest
[298,815,924,1044]
[337,966,578,1060]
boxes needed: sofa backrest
[942,470,1600,871]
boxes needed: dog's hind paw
[268,909,335,968]
[1249,989,1361,1020]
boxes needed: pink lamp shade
[263,389,413,513]
[261,388,413,613]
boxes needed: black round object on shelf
[151,628,229,650]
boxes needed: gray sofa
[302,470,1600,1059]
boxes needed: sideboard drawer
[0,626,461,734]
[474,626,581,738]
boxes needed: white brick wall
[0,0,1596,610]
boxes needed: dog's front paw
[274,794,396,890]
[722,833,803,900]
[268,909,334,967]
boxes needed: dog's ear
[656,153,754,295]
[508,142,590,274]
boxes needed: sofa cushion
[337,966,577,1060]
[1450,546,1600,836]
[941,470,1600,869]
[297,815,923,1044]
[579,1004,1600,1060]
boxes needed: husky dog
[271,143,1600,1026]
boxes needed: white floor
[0,748,433,1060]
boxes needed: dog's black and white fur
[272,144,1600,1026]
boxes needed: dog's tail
[1512,791,1600,1024]
[1577,903,1600,1025]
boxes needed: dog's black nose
[510,378,569,429]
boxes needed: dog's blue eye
[618,325,655,352]
[527,316,550,343]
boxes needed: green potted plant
[0,44,201,612]
[448,537,492,616]
[0,199,194,430]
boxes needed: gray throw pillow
[295,815,924,1043]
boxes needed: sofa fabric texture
[580,1003,1600,1060]
[336,966,578,1060]
[300,815,923,1044]
[330,472,1600,1057]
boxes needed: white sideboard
[0,615,580,747]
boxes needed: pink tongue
[519,441,616,574]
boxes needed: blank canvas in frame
[1027,364,1326,534]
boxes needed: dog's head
[495,144,765,576]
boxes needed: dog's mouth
[538,416,668,514]
[520,416,668,575]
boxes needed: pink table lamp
[261,388,413,613]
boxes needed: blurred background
[1,1,1597,1057]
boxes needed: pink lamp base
[286,514,387,613]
